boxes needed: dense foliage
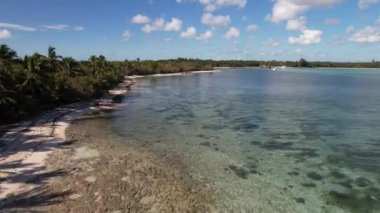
[1,44,379,123]
[0,45,126,123]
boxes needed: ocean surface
[90,68,380,212]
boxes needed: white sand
[0,77,135,201]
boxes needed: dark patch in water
[228,165,249,179]
[295,198,305,204]
[287,171,300,176]
[301,183,316,188]
[307,172,323,181]
[196,134,209,139]
[354,177,372,187]
[260,141,293,151]
[250,141,261,145]
[330,170,347,179]
[233,123,260,133]
[202,124,226,131]
[249,169,262,175]
[200,142,211,147]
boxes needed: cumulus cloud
[141,17,182,33]
[267,0,341,23]
[358,0,380,9]
[181,26,197,39]
[286,16,307,30]
[324,18,341,26]
[131,14,151,24]
[122,30,131,41]
[223,27,240,39]
[197,30,213,40]
[0,29,11,39]
[0,23,36,32]
[201,13,230,26]
[199,0,247,11]
[246,24,258,31]
[348,26,380,43]
[164,18,183,31]
[289,29,323,45]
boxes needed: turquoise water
[110,68,380,212]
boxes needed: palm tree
[21,54,49,96]
[46,46,62,73]
[0,44,17,67]
[61,57,81,77]
[0,69,17,105]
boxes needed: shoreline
[0,77,135,203]
[0,69,219,210]
[129,69,221,79]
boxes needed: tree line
[1,44,379,123]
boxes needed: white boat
[272,65,287,71]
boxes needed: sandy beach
[0,70,219,212]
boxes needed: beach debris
[85,176,97,183]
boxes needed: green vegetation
[0,45,126,123]
[1,44,380,123]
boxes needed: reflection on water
[106,68,380,212]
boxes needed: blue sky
[0,0,379,61]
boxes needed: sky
[0,0,379,61]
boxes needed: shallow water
[101,68,380,212]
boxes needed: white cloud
[246,24,258,31]
[181,26,197,39]
[286,16,307,30]
[142,17,182,33]
[199,0,247,11]
[164,18,182,31]
[324,18,341,26]
[224,27,240,39]
[348,26,380,43]
[0,29,11,39]
[358,0,380,9]
[131,14,151,24]
[122,30,131,41]
[43,24,70,31]
[267,0,341,23]
[73,26,84,31]
[201,13,230,26]
[197,30,213,40]
[0,23,36,32]
[289,29,323,45]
